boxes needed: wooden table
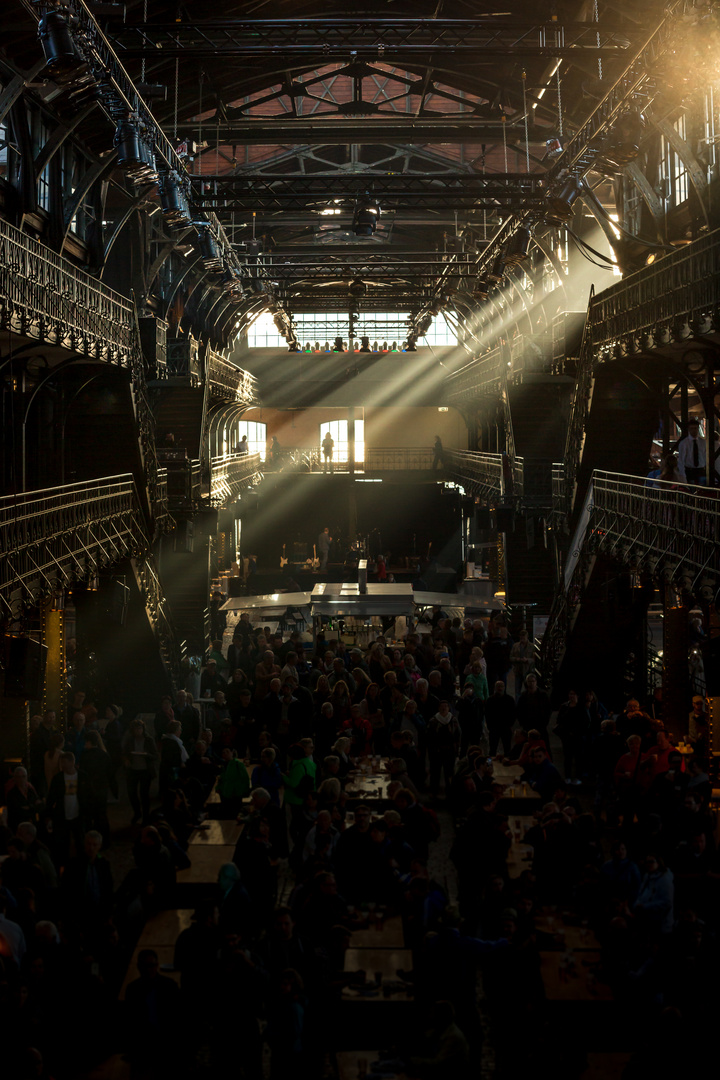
[189,820,244,845]
[507,841,535,880]
[492,761,525,784]
[342,947,414,1002]
[119,945,179,1000]
[337,1051,410,1080]
[176,844,236,886]
[351,914,405,949]
[534,916,600,951]
[345,772,393,802]
[540,950,612,1002]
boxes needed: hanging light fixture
[487,254,506,283]
[333,337,345,352]
[196,226,223,272]
[38,8,86,84]
[546,175,582,220]
[359,337,371,352]
[353,194,381,237]
[504,227,532,267]
[158,171,192,227]
[473,276,490,300]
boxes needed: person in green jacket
[463,660,489,701]
[217,748,250,818]
[282,739,317,807]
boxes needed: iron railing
[540,470,720,677]
[443,347,506,403]
[210,452,263,502]
[207,349,258,403]
[588,228,720,357]
[0,217,137,366]
[0,474,148,611]
[131,552,184,690]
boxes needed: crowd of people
[0,609,717,1078]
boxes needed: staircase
[573,364,662,518]
[154,386,207,461]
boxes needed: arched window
[235,420,267,459]
[319,420,365,465]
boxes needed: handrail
[0,473,148,608]
[0,217,137,364]
[443,347,505,401]
[540,469,720,678]
[210,452,263,501]
[206,349,258,403]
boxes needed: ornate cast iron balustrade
[541,470,720,676]
[132,552,184,687]
[0,217,137,366]
[590,471,720,574]
[207,350,258,403]
[0,474,148,612]
[443,348,506,403]
[211,453,263,503]
[588,229,720,357]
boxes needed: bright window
[248,310,457,348]
[235,419,267,459]
[319,420,365,464]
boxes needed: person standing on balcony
[677,419,706,484]
[432,434,444,470]
[322,431,334,473]
[238,434,249,455]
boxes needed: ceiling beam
[187,120,537,146]
[111,18,641,59]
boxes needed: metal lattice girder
[111,18,641,59]
[210,454,263,503]
[192,173,547,213]
[184,121,535,146]
[261,253,478,281]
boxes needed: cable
[584,184,674,252]
[566,227,616,269]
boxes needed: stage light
[547,176,582,220]
[196,226,223,272]
[504,227,532,267]
[473,276,490,300]
[487,255,505,283]
[360,337,371,352]
[38,9,85,84]
[158,171,192,227]
[333,337,344,352]
[353,194,381,237]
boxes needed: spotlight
[324,341,331,351]
[597,110,646,170]
[196,226,223,272]
[547,175,582,220]
[545,137,563,160]
[487,254,506,283]
[353,194,380,237]
[473,276,490,300]
[417,315,432,335]
[349,279,366,297]
[360,337,371,352]
[114,117,144,170]
[305,342,312,352]
[314,341,321,351]
[405,335,417,352]
[504,227,532,267]
[391,341,397,351]
[333,337,344,352]
[372,341,379,352]
[38,8,86,84]
[381,341,388,351]
[158,171,192,227]
[353,341,360,351]
[219,261,243,295]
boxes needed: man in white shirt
[676,419,706,484]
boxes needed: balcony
[443,347,506,403]
[0,217,138,367]
[207,348,258,403]
[0,474,148,612]
[588,228,720,358]
[210,452,263,502]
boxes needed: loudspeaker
[174,519,194,553]
[3,636,48,700]
[227,578,244,597]
[461,497,475,516]
[476,507,492,529]
[492,507,515,532]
